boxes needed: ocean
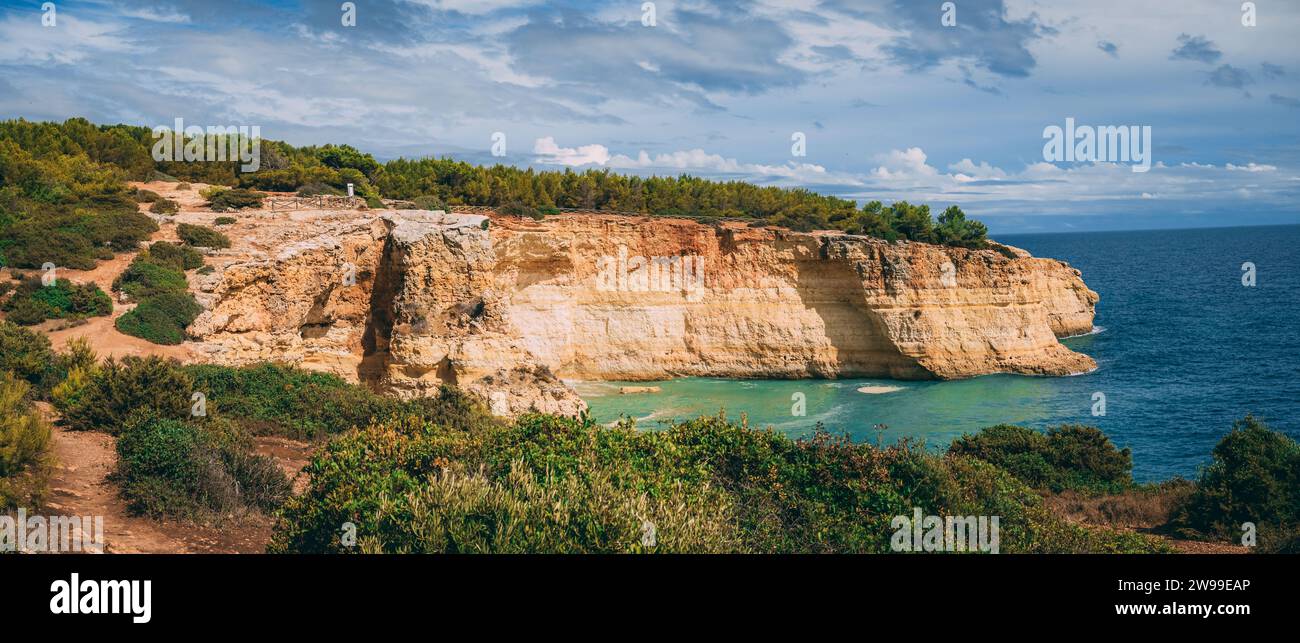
[578,224,1300,482]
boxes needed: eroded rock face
[188,210,1099,416]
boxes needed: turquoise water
[580,224,1300,482]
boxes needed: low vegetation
[0,320,61,394]
[113,414,289,520]
[271,412,1168,554]
[142,241,203,271]
[1,276,112,326]
[177,223,230,249]
[149,198,179,214]
[111,242,203,344]
[206,188,264,212]
[947,424,1133,494]
[183,362,498,439]
[0,371,53,509]
[61,355,194,433]
[1169,415,1299,552]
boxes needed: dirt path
[43,415,193,553]
[40,414,312,554]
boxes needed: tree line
[0,118,990,265]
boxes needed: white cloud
[606,147,855,185]
[404,0,542,16]
[0,15,134,64]
[948,158,1008,182]
[117,5,191,24]
[373,42,549,88]
[533,136,612,166]
[1225,162,1277,172]
[871,147,939,179]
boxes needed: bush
[948,424,1133,494]
[0,371,53,508]
[207,188,264,212]
[114,416,289,519]
[0,321,58,393]
[149,198,179,214]
[110,248,200,344]
[115,301,185,344]
[113,256,188,299]
[176,183,192,191]
[1,210,156,270]
[297,182,343,197]
[1,277,112,325]
[198,186,227,200]
[183,362,497,439]
[145,241,204,271]
[1171,416,1299,551]
[213,217,236,226]
[364,196,384,209]
[412,195,444,211]
[272,412,1165,554]
[133,188,161,203]
[61,355,193,433]
[497,201,542,220]
[177,223,230,249]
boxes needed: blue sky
[1,0,1298,232]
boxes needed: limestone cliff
[188,209,1098,416]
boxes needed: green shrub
[56,336,98,374]
[365,459,737,553]
[412,195,444,211]
[364,196,384,209]
[272,413,1165,554]
[207,188,264,212]
[176,183,192,191]
[198,186,227,200]
[83,209,159,251]
[144,241,204,271]
[948,424,1133,494]
[113,256,188,299]
[183,362,496,439]
[0,371,53,509]
[1,277,112,325]
[498,202,542,220]
[110,247,200,344]
[1,209,155,269]
[149,198,179,214]
[297,182,343,197]
[61,355,193,433]
[213,217,236,226]
[114,416,289,519]
[115,301,185,344]
[0,321,58,393]
[133,188,161,203]
[1171,416,1299,551]
[177,223,230,249]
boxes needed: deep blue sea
[580,224,1300,482]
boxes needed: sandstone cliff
[187,209,1098,416]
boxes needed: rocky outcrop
[188,209,1098,416]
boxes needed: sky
[1,0,1298,233]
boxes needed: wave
[1062,325,1106,339]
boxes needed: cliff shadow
[791,246,925,379]
[358,236,401,391]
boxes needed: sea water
[580,224,1300,481]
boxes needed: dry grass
[1044,480,1195,530]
